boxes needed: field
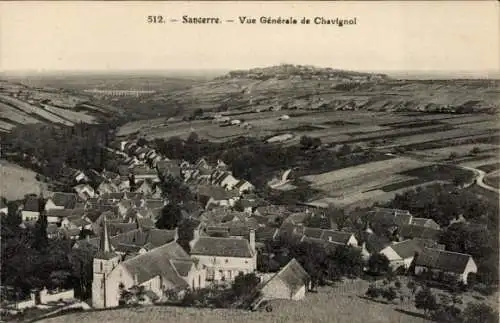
[0,160,47,200]
[39,281,431,323]
[484,171,500,189]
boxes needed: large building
[189,227,257,283]
[91,216,205,309]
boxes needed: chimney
[133,273,138,285]
[249,229,256,253]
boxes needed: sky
[0,1,498,76]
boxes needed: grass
[0,159,47,200]
[484,174,500,189]
[38,280,431,323]
[477,163,500,173]
[400,164,474,183]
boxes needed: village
[1,134,496,323]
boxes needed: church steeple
[96,214,116,259]
[100,215,112,253]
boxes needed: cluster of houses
[2,138,480,310]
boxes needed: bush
[365,284,380,298]
[431,305,462,323]
[381,287,397,302]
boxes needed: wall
[21,210,39,222]
[194,255,256,282]
[15,299,35,310]
[39,289,74,304]
[183,264,207,290]
[461,257,478,284]
[45,200,62,210]
[347,235,359,247]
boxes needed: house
[132,166,160,182]
[379,239,440,271]
[398,225,442,242]
[195,185,240,209]
[21,196,41,222]
[410,218,440,229]
[46,208,85,225]
[91,217,205,309]
[101,170,120,182]
[414,248,478,285]
[233,180,255,194]
[278,115,290,121]
[189,228,257,283]
[282,225,359,247]
[61,215,93,231]
[74,184,95,201]
[97,180,120,195]
[156,160,181,179]
[260,258,310,301]
[366,207,413,236]
[134,180,155,196]
[45,192,78,210]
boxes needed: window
[100,262,103,272]
[225,259,229,263]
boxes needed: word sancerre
[182,16,221,24]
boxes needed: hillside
[148,65,499,115]
[0,80,127,132]
[1,65,499,132]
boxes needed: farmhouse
[379,239,441,271]
[189,228,257,283]
[260,258,310,301]
[45,192,78,210]
[398,224,442,242]
[74,184,95,201]
[92,218,205,309]
[414,248,478,285]
[21,196,41,222]
[410,217,440,229]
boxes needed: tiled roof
[263,258,309,295]
[387,239,435,259]
[399,225,442,241]
[303,227,323,239]
[255,227,278,242]
[146,199,164,210]
[320,230,354,244]
[414,248,474,274]
[121,242,190,288]
[196,185,239,201]
[172,259,193,277]
[368,208,412,227]
[23,197,41,212]
[110,228,177,249]
[410,218,440,229]
[191,236,254,258]
[50,193,78,209]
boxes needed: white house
[379,239,437,271]
[21,196,41,222]
[189,228,257,283]
[260,258,310,301]
[414,248,478,285]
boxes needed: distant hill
[144,64,500,115]
[1,65,499,132]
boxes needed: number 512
[147,16,165,23]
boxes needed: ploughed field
[118,111,497,207]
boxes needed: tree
[339,144,352,156]
[192,108,204,119]
[70,242,97,298]
[367,253,390,275]
[177,218,200,253]
[304,214,330,229]
[231,272,260,298]
[137,138,148,147]
[415,287,438,316]
[365,284,381,298]
[462,303,499,323]
[324,207,350,230]
[448,152,458,160]
[156,204,183,230]
[381,287,397,302]
[470,147,481,155]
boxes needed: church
[92,216,206,308]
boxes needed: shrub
[365,284,380,298]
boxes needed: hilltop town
[0,65,498,323]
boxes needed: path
[459,165,500,194]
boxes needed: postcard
[0,1,498,323]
